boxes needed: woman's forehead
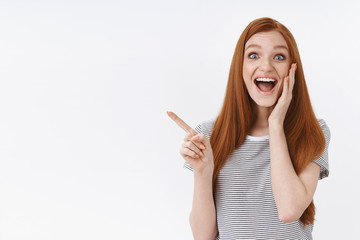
[245,31,288,49]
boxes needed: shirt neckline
[246,135,269,141]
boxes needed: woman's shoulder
[194,118,216,138]
[317,118,327,127]
[317,118,331,143]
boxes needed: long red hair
[210,17,326,226]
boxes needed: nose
[259,57,274,72]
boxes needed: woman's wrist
[194,164,214,179]
[269,120,284,134]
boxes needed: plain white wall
[0,0,359,239]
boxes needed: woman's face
[243,30,291,108]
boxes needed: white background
[0,0,359,239]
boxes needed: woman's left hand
[268,63,297,127]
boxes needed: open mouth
[254,77,277,93]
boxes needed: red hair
[210,17,326,226]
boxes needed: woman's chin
[252,98,277,108]
[248,88,280,109]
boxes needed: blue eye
[274,54,285,60]
[249,53,258,59]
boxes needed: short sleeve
[183,119,215,172]
[314,119,331,180]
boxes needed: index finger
[166,111,197,136]
[290,63,297,90]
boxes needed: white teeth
[256,78,276,82]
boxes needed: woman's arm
[268,63,320,223]
[180,132,218,239]
[269,125,320,223]
[169,112,218,238]
[190,167,218,239]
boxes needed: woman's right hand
[167,112,217,238]
[180,132,214,174]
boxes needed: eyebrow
[245,44,289,51]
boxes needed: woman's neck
[249,105,274,137]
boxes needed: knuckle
[190,149,197,157]
[184,133,191,141]
[200,134,207,141]
[182,149,189,157]
[192,147,200,154]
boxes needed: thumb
[191,134,211,149]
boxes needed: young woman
[178,17,330,239]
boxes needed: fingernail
[200,152,204,157]
[192,136,199,141]
[200,144,206,149]
[195,155,200,158]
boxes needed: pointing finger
[167,111,198,136]
[168,111,206,149]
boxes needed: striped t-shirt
[184,119,330,240]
